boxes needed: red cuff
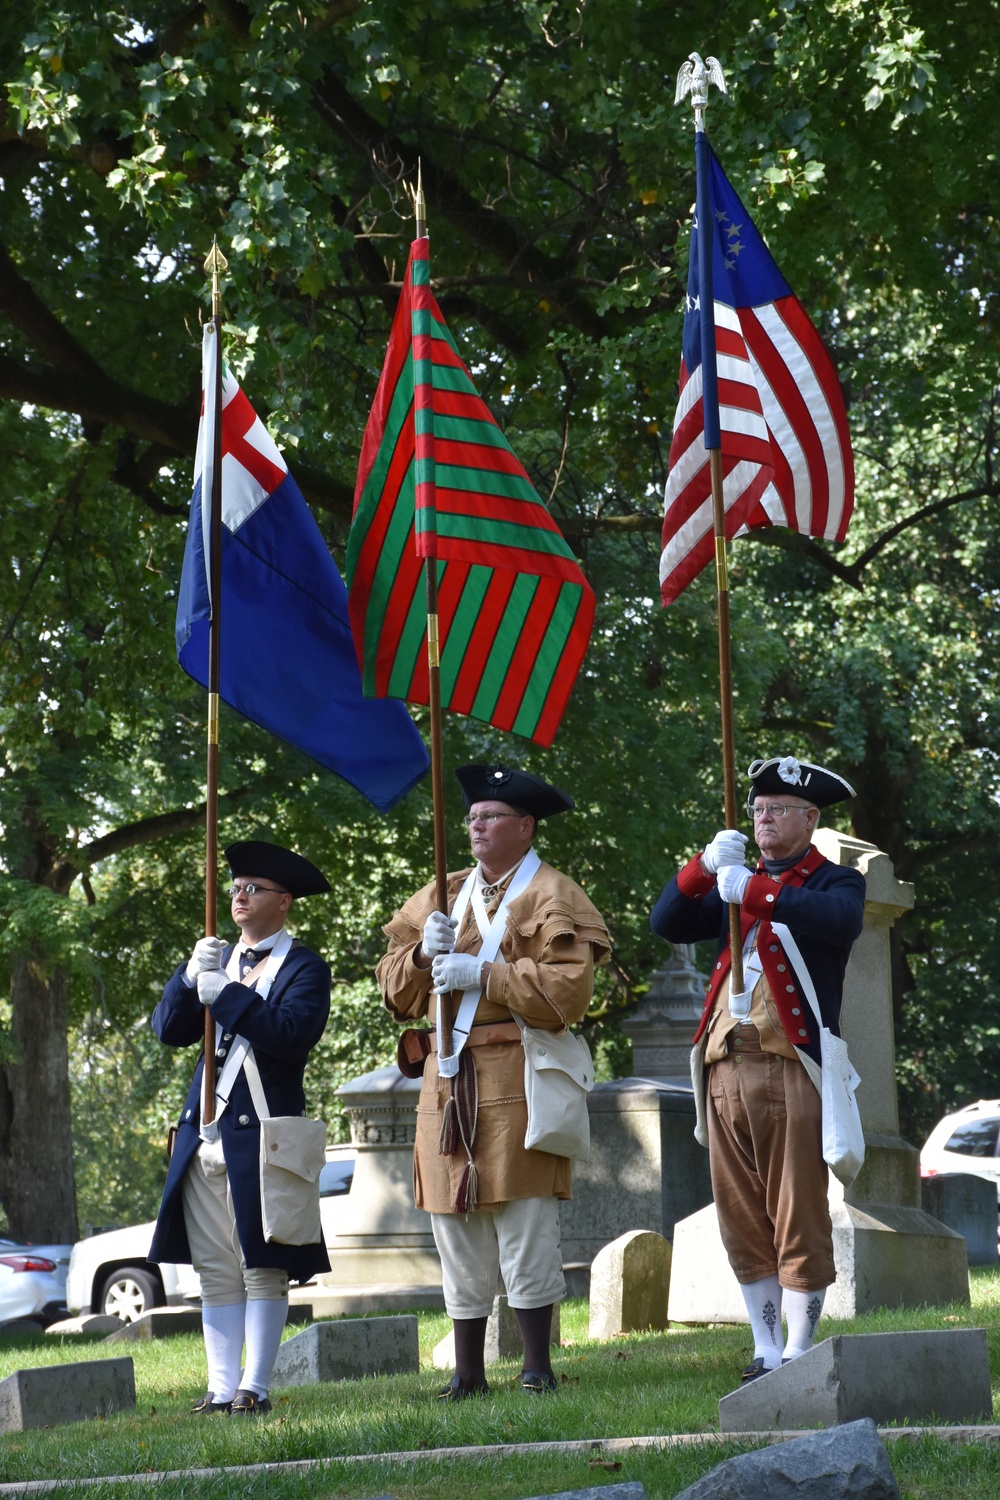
[677,854,716,900]
[742,872,781,920]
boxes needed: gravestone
[588,1230,671,1338]
[718,1329,992,1432]
[0,1357,135,1432]
[922,1173,998,1266]
[271,1314,418,1386]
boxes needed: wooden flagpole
[676,54,745,997]
[412,171,453,1058]
[202,238,228,1123]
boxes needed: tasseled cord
[438,1048,479,1212]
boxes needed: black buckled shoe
[739,1357,775,1383]
[520,1369,557,1393]
[191,1392,232,1414]
[436,1374,489,1401]
[229,1389,272,1415]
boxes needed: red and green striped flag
[347,238,594,748]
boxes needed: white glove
[431,952,484,994]
[185,936,225,985]
[422,910,457,959]
[702,830,749,875]
[197,970,230,1008]
[718,864,752,905]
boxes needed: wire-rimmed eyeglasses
[227,883,288,898]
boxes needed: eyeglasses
[749,803,812,820]
[463,812,523,827]
[227,883,288,898]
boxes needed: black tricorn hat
[225,841,331,898]
[454,764,575,821]
[747,756,856,811]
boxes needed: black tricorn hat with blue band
[455,764,575,821]
[225,841,331,897]
[747,756,856,811]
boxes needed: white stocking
[241,1296,288,1397]
[739,1274,783,1369]
[201,1301,245,1402]
[783,1286,826,1360]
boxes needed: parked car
[920,1099,1000,1204]
[66,1148,356,1322]
[0,1238,72,1327]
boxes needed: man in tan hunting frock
[377,764,610,1399]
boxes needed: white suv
[920,1100,1000,1203]
[66,1150,356,1322]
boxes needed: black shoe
[739,1357,776,1383]
[229,1389,272,1415]
[191,1392,232,1414]
[436,1374,489,1401]
[520,1369,557,1393]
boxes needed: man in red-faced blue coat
[148,841,331,1416]
[651,756,865,1386]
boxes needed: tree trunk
[0,953,78,1242]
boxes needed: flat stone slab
[0,1357,135,1433]
[520,1488,644,1500]
[719,1330,992,1432]
[45,1315,124,1337]
[675,1418,898,1498]
[272,1314,418,1386]
[433,1295,561,1369]
[104,1307,202,1341]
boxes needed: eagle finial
[674,52,727,129]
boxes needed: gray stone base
[272,1314,419,1386]
[669,1197,969,1324]
[718,1330,992,1432]
[104,1307,203,1341]
[0,1357,135,1433]
[922,1173,998,1266]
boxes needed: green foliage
[1,0,1000,1214]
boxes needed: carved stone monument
[314,1065,442,1288]
[667,830,970,1322]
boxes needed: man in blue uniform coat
[149,841,331,1415]
[651,757,865,1386]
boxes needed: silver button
[798,1029,808,1037]
[791,1007,801,1016]
[769,944,778,952]
[184,1109,192,1119]
[239,1114,250,1125]
[216,1047,226,1059]
[786,985,795,993]
[223,1032,233,1041]
[765,894,775,903]
[777,964,786,973]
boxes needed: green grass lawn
[2,1272,1000,1498]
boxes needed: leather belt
[429,1019,522,1053]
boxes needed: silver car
[0,1239,71,1327]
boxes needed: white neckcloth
[436,848,541,1079]
[199,928,293,1141]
